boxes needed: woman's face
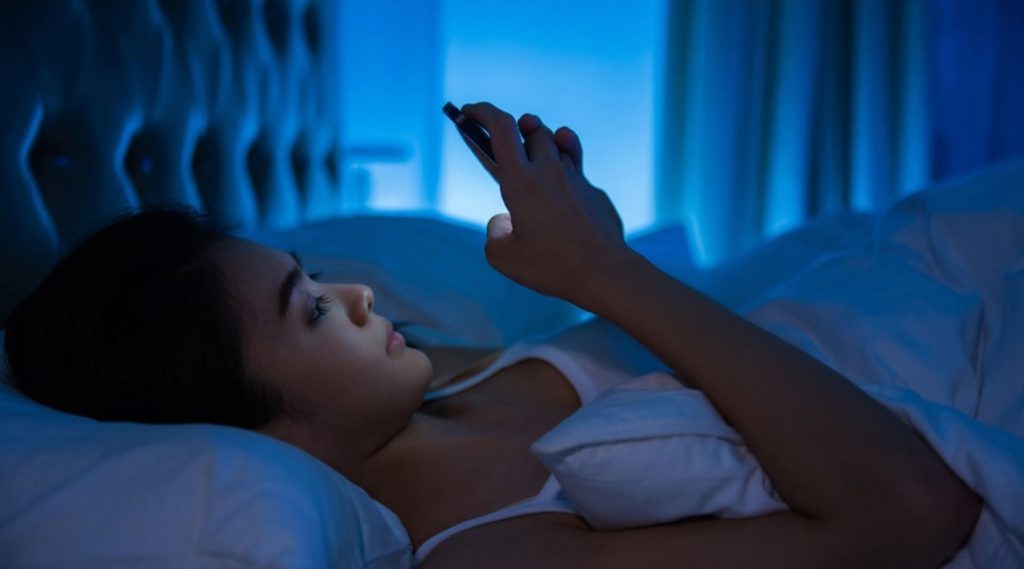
[214,239,432,460]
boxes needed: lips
[385,320,405,355]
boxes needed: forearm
[578,250,977,526]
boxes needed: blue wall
[340,0,666,234]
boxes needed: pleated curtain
[656,0,1024,266]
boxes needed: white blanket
[532,159,1024,568]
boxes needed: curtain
[656,0,1024,267]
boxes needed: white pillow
[0,331,413,569]
[531,372,787,530]
[686,212,874,313]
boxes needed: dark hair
[4,207,285,428]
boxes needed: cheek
[330,349,429,409]
[247,333,347,411]
[287,328,426,417]
[318,325,393,379]
[304,341,382,399]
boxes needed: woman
[5,102,979,567]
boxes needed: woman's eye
[308,271,323,281]
[309,293,331,326]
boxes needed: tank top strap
[414,475,575,564]
[423,341,534,402]
[422,338,606,405]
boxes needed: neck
[349,410,500,547]
[264,408,491,547]
[258,411,409,476]
[348,409,465,492]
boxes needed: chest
[403,358,581,546]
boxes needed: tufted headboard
[0,0,345,325]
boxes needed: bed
[2,1,1023,568]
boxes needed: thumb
[484,212,515,265]
[486,212,514,242]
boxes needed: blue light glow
[438,0,666,235]
[340,0,666,235]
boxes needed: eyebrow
[278,251,304,320]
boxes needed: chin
[419,348,434,374]
[406,347,433,376]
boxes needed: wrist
[573,247,654,315]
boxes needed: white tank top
[414,317,673,564]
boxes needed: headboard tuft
[0,0,343,324]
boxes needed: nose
[335,283,374,325]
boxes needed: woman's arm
[423,103,981,568]
[572,250,980,567]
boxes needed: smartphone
[442,102,497,166]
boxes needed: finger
[462,102,529,170]
[554,126,583,173]
[559,152,576,171]
[518,113,541,135]
[518,114,559,163]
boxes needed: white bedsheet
[533,158,1024,568]
[746,160,1024,567]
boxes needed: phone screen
[442,102,497,165]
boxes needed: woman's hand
[461,102,630,307]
